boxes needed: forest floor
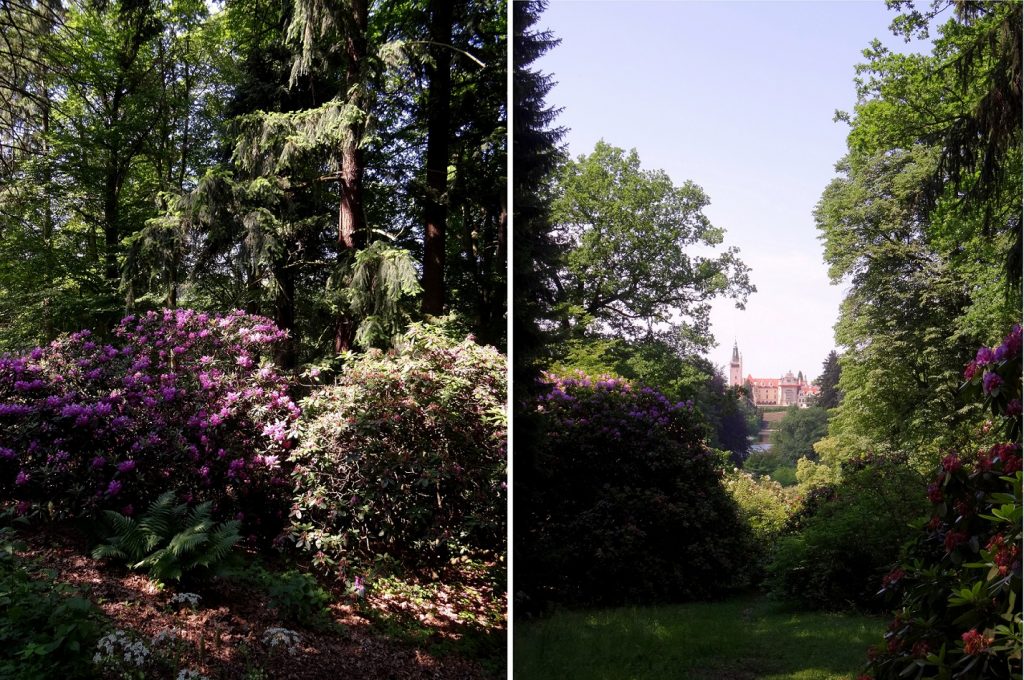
[514,594,881,680]
[13,524,506,679]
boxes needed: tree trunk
[273,259,297,369]
[338,0,368,250]
[103,156,121,284]
[421,0,453,316]
[334,0,369,353]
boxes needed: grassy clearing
[513,594,881,680]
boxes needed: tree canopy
[551,141,753,344]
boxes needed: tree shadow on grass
[514,595,881,680]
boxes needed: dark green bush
[0,528,105,679]
[520,373,755,608]
[264,569,333,628]
[767,454,928,610]
[91,491,241,584]
[290,322,506,571]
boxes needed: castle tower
[729,341,743,387]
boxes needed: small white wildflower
[151,628,178,646]
[262,627,302,656]
[169,592,202,608]
[94,629,149,668]
[176,670,210,680]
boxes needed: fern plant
[91,492,241,583]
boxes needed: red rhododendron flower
[961,629,993,655]
[912,640,931,658]
[940,453,961,472]
[881,567,904,588]
[944,530,968,552]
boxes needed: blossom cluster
[93,629,150,668]
[0,309,299,531]
[262,627,302,656]
[540,371,696,441]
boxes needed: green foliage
[724,470,797,549]
[819,0,1022,466]
[0,530,105,680]
[230,564,333,630]
[91,492,241,584]
[767,455,929,611]
[290,321,507,569]
[346,240,422,349]
[551,141,753,342]
[770,406,829,465]
[550,335,757,462]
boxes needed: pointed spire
[731,340,740,364]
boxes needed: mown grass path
[513,594,881,680]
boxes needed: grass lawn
[513,593,881,680]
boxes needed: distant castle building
[729,341,819,407]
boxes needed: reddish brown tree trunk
[334,0,369,353]
[421,0,453,316]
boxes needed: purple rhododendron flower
[117,460,136,473]
[106,479,122,496]
[15,470,29,485]
[983,372,1003,395]
[976,346,995,366]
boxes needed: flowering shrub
[289,322,506,570]
[520,372,754,607]
[865,325,1022,679]
[0,309,298,533]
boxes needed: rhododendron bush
[289,322,506,571]
[865,325,1022,679]
[0,309,298,532]
[521,373,754,607]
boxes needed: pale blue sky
[536,0,932,382]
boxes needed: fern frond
[205,521,242,564]
[168,530,209,559]
[185,501,214,529]
[91,543,127,561]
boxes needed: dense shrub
[0,309,298,533]
[863,325,1022,679]
[0,527,105,680]
[767,453,928,610]
[290,322,506,571]
[521,373,755,607]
